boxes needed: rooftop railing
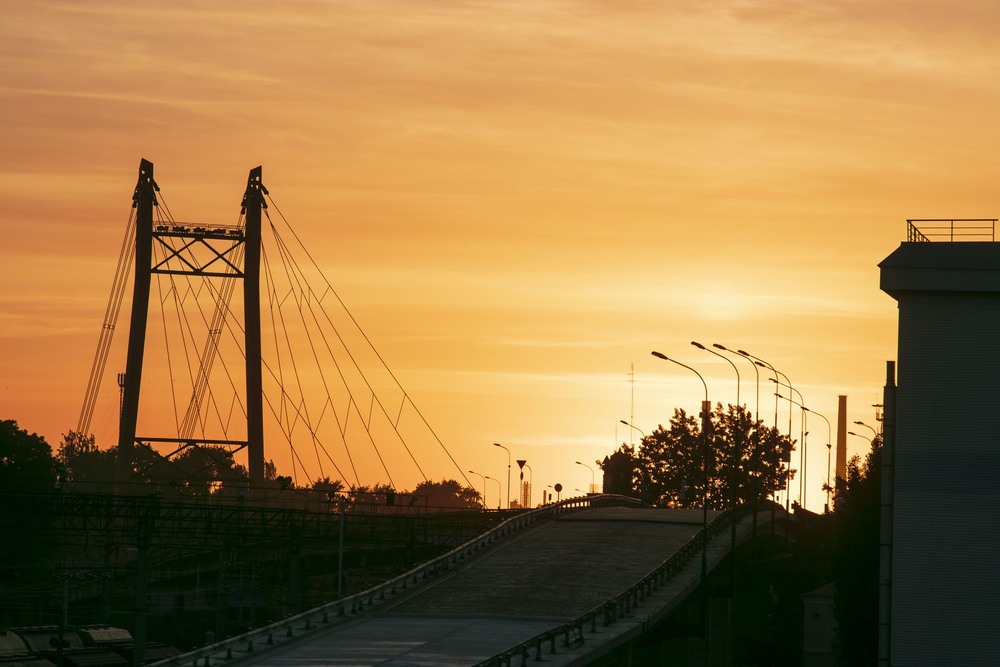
[907,219,998,242]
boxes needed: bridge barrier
[148,494,644,667]
[472,500,783,667]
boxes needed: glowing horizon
[7,0,995,510]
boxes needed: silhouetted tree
[0,419,57,493]
[312,476,346,496]
[632,404,794,509]
[56,430,116,492]
[347,483,396,508]
[0,420,58,586]
[165,445,249,496]
[56,433,260,495]
[831,435,882,666]
[408,479,481,509]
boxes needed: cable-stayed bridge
[77,160,469,496]
[46,163,806,667]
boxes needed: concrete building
[879,220,1000,666]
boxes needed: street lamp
[493,442,511,510]
[770,377,803,446]
[484,475,502,511]
[765,366,798,515]
[854,420,878,437]
[651,350,710,599]
[803,407,832,512]
[651,351,709,409]
[694,340,742,597]
[848,430,874,445]
[575,461,595,493]
[468,470,486,508]
[619,419,646,438]
[776,392,808,511]
[692,341,740,408]
[716,342,764,574]
[736,350,780,430]
[517,460,532,508]
[715,344,759,422]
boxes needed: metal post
[494,443,511,509]
[878,361,896,666]
[337,501,346,599]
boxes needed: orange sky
[3,1,996,511]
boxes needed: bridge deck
[231,507,724,666]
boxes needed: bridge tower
[879,219,1000,665]
[115,159,267,489]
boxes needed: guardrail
[907,219,997,242]
[149,494,643,667]
[472,501,779,667]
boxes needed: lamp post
[773,378,805,507]
[619,419,646,438]
[651,350,710,601]
[333,493,351,599]
[468,470,487,509]
[743,352,791,510]
[737,350,779,429]
[776,392,808,510]
[517,460,532,508]
[692,341,740,408]
[526,463,534,507]
[854,420,878,437]
[849,430,874,445]
[716,343,763,567]
[694,340,742,596]
[803,407,832,513]
[694,341,742,504]
[493,442,511,510]
[715,344,758,421]
[757,361,794,514]
[575,461,595,493]
[484,475,502,511]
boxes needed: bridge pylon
[114,159,267,491]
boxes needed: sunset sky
[3,1,997,511]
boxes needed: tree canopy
[55,432,280,497]
[831,435,882,665]
[612,404,794,509]
[410,479,482,509]
[0,419,56,493]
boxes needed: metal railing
[907,219,997,242]
[148,494,643,667]
[473,501,780,667]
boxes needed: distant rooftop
[907,219,998,242]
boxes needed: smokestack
[836,395,848,498]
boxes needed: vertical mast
[116,159,156,489]
[242,167,266,486]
